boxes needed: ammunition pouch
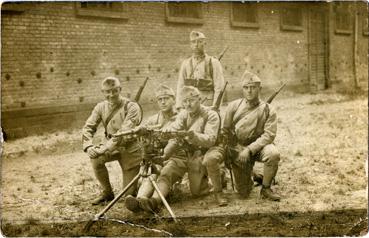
[184,78,214,92]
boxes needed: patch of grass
[25,216,39,225]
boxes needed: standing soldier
[124,84,178,212]
[176,31,225,109]
[82,77,142,205]
[222,71,281,201]
[138,86,223,212]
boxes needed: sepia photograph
[1,1,368,236]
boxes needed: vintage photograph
[1,1,368,236]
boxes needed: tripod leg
[149,177,178,223]
[91,173,140,219]
[84,173,141,232]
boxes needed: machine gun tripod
[84,128,178,232]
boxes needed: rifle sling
[102,100,128,138]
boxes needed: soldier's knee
[265,151,280,165]
[90,156,106,169]
[202,155,218,168]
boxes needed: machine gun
[84,127,178,232]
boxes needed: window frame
[334,3,352,35]
[165,2,204,25]
[230,2,259,29]
[1,2,27,12]
[75,2,129,19]
[280,7,304,32]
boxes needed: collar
[245,98,260,108]
[192,52,206,61]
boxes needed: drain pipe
[353,3,359,89]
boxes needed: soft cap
[155,84,175,98]
[190,31,206,41]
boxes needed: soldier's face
[102,86,121,104]
[190,39,205,54]
[183,96,201,113]
[157,95,175,112]
[243,84,260,101]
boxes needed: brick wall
[1,2,365,138]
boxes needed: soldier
[223,71,281,201]
[82,77,142,205]
[176,31,225,109]
[138,86,222,212]
[124,84,177,212]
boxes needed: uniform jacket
[164,105,220,158]
[82,96,142,153]
[223,98,277,155]
[176,54,224,108]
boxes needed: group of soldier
[82,30,281,215]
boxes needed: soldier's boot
[260,186,280,201]
[214,192,228,207]
[92,190,114,205]
[91,158,114,205]
[261,155,280,201]
[124,195,141,213]
[221,168,227,189]
[252,171,263,186]
[138,197,160,213]
[126,178,155,213]
[139,182,169,213]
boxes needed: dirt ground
[1,90,368,236]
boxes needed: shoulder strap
[102,100,125,136]
[254,103,270,134]
[231,99,245,126]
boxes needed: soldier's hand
[237,148,251,164]
[86,146,100,159]
[185,130,195,141]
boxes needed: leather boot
[214,192,228,207]
[124,195,141,213]
[91,191,114,205]
[138,197,160,213]
[252,172,263,186]
[260,186,280,201]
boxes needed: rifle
[217,46,229,61]
[134,77,149,102]
[266,82,286,104]
[213,81,228,111]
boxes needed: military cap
[241,71,261,86]
[182,86,201,99]
[101,76,121,89]
[190,31,206,41]
[155,84,175,98]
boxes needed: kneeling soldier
[223,71,281,201]
[82,77,142,205]
[125,84,178,212]
[139,86,221,212]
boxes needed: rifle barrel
[134,77,149,102]
[266,83,286,104]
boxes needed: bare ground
[1,91,368,236]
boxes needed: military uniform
[209,71,280,200]
[224,97,279,198]
[82,95,142,201]
[176,31,225,108]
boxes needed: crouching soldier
[138,86,221,212]
[82,77,142,205]
[223,71,281,201]
[125,84,178,212]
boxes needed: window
[280,7,303,31]
[1,2,27,12]
[75,2,128,19]
[231,2,259,28]
[165,2,203,24]
[334,2,352,34]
